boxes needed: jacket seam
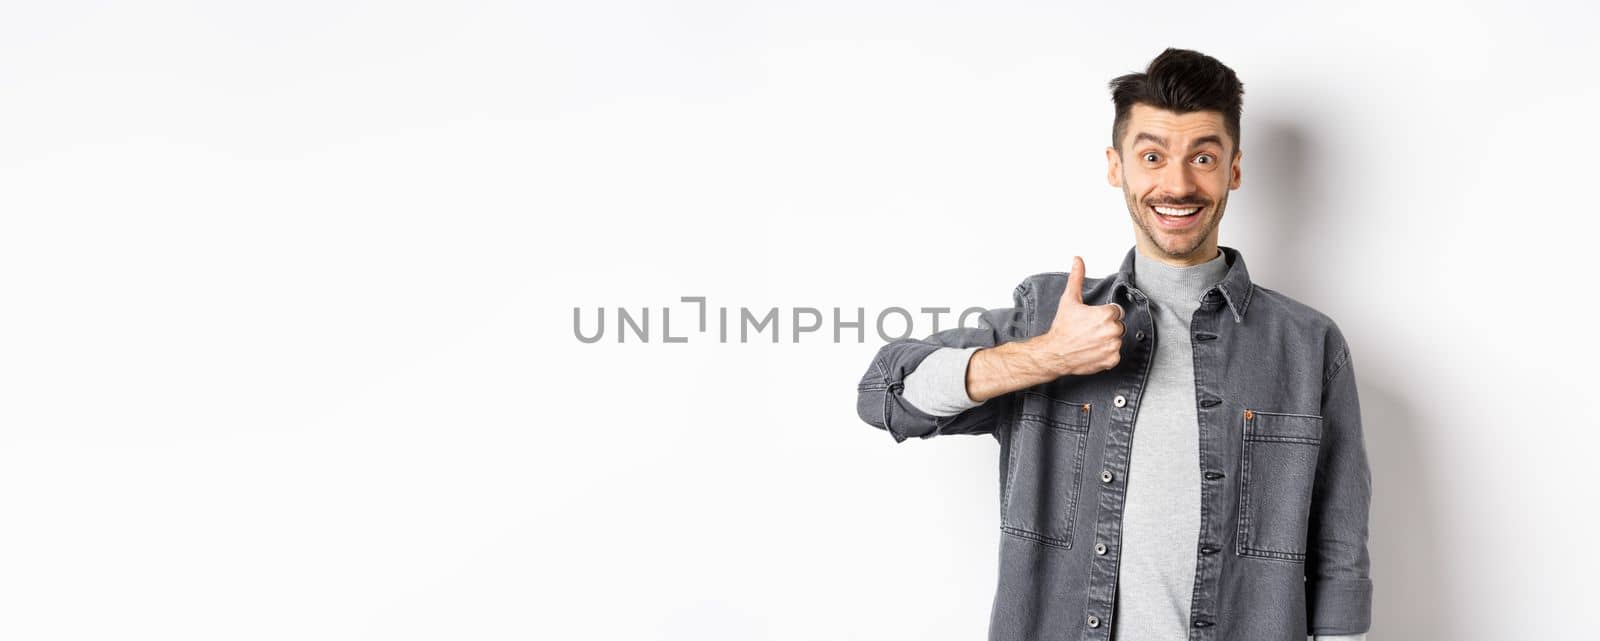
[1323,342,1351,387]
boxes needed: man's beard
[1122,184,1227,259]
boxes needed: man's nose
[1157,162,1196,197]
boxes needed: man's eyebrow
[1132,132,1167,147]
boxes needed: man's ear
[1229,148,1243,190]
[1105,146,1122,187]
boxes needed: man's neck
[1131,245,1228,306]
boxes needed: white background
[2,2,1596,640]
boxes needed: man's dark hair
[1109,47,1244,155]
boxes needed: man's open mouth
[1151,205,1202,218]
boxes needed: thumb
[1064,255,1086,306]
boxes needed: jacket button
[1204,471,1224,480]
[1136,329,1146,341]
[1113,395,1127,408]
[1192,620,1213,628]
[1094,542,1107,555]
[1100,470,1114,483]
[1200,545,1218,555]
[1087,615,1100,628]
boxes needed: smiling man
[854,48,1372,641]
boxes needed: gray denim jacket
[854,245,1372,641]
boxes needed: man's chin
[1148,227,1206,256]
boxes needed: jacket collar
[1110,244,1255,323]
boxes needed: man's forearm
[966,336,1065,402]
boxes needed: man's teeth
[1153,205,1201,217]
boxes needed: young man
[854,48,1372,641]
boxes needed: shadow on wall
[1247,118,1462,640]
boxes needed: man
[854,48,1372,641]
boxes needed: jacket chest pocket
[1002,391,1092,549]
[1235,408,1322,562]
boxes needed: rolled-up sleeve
[855,302,1026,443]
[900,346,984,417]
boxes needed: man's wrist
[968,338,1055,402]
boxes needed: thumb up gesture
[1039,256,1127,376]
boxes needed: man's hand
[964,256,1126,402]
[1035,255,1127,376]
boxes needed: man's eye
[1196,154,1213,165]
[1143,153,1159,163]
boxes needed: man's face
[1106,103,1242,263]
